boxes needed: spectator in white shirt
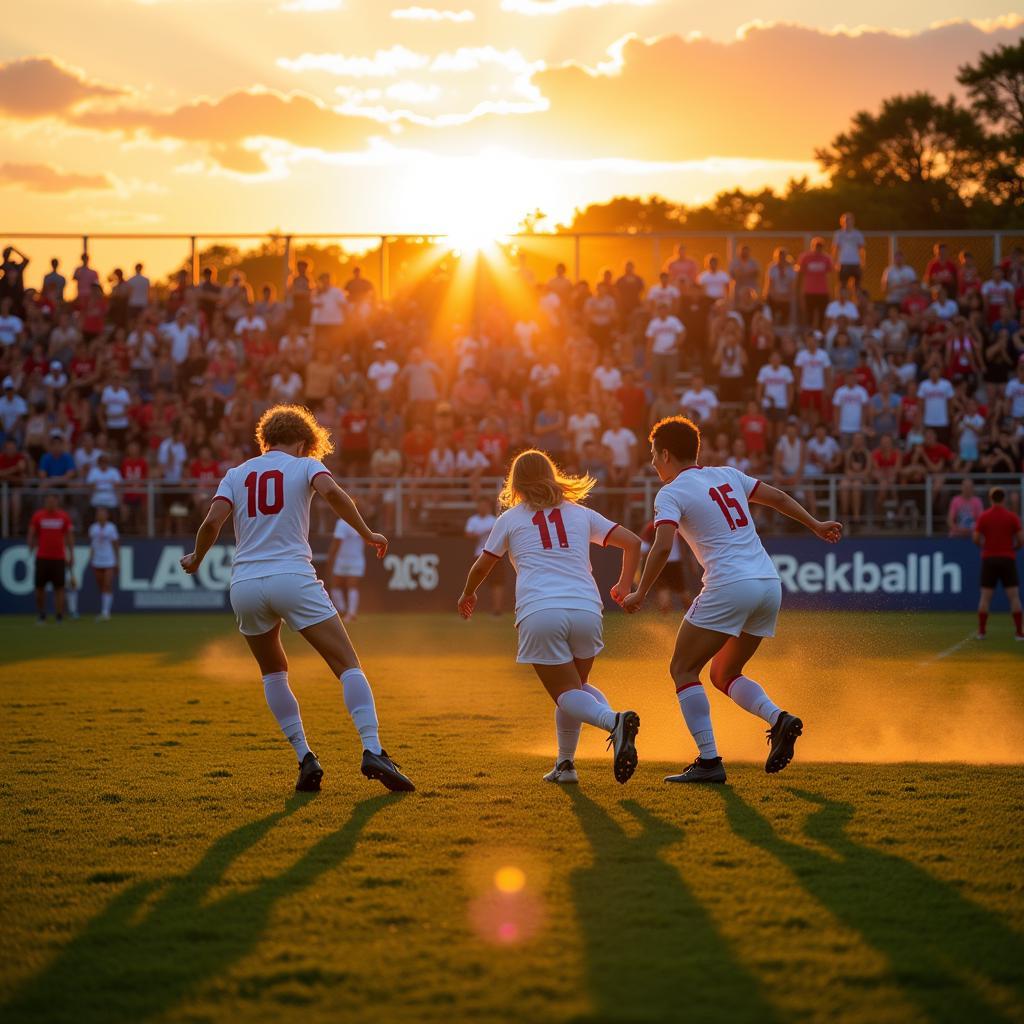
[0,298,24,347]
[918,365,955,443]
[981,267,1015,319]
[161,309,199,365]
[832,371,870,447]
[127,263,150,314]
[831,211,865,289]
[825,285,860,327]
[756,350,795,439]
[311,272,347,345]
[74,432,102,476]
[42,360,68,392]
[697,255,731,306]
[794,332,832,426]
[647,272,680,310]
[600,408,637,520]
[234,310,267,341]
[928,286,959,321]
[269,362,304,404]
[881,250,917,304]
[567,397,601,458]
[679,375,719,425]
[645,305,685,390]
[591,354,622,399]
[87,452,122,510]
[100,374,132,444]
[0,377,28,433]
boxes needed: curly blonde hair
[255,405,334,462]
[498,449,596,510]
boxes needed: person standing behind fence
[29,492,74,625]
[797,238,833,331]
[972,487,1023,641]
[831,212,865,291]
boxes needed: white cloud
[277,46,429,77]
[385,81,443,104]
[391,6,475,21]
[500,0,654,14]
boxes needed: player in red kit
[972,487,1024,640]
[28,492,75,624]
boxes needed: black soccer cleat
[361,748,415,792]
[296,751,324,792]
[664,757,727,784]
[607,711,640,784]
[765,712,803,774]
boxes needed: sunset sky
[1,1,1021,257]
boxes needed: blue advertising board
[0,535,1015,617]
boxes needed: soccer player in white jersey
[622,417,842,783]
[88,506,119,621]
[326,518,366,622]
[457,450,643,784]
[180,405,414,794]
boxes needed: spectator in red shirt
[796,237,833,330]
[925,243,958,294]
[339,392,371,476]
[870,433,901,514]
[972,486,1023,639]
[28,492,74,623]
[615,369,647,436]
[0,437,30,531]
[738,400,768,460]
[120,439,149,532]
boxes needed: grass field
[1,610,1023,1024]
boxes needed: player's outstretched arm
[604,525,642,605]
[181,498,232,574]
[458,554,497,619]
[313,474,388,558]
[622,523,675,613]
[750,482,842,543]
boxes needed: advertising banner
[0,535,1014,616]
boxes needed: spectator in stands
[38,431,75,486]
[42,258,66,309]
[797,237,833,330]
[755,350,794,441]
[925,243,958,294]
[764,247,796,325]
[832,371,870,449]
[919,364,955,445]
[948,477,983,537]
[794,331,831,426]
[729,244,760,296]
[825,285,860,327]
[72,252,98,303]
[831,212,865,289]
[839,431,870,524]
[870,433,901,519]
[881,249,917,305]
[645,303,684,390]
[87,450,122,514]
[615,261,644,323]
[773,418,806,503]
[665,244,698,287]
[0,374,27,434]
[697,255,730,312]
[712,320,747,405]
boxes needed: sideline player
[465,496,504,616]
[327,517,366,623]
[972,486,1023,640]
[28,492,74,625]
[457,449,643,785]
[88,506,120,621]
[622,417,842,783]
[180,404,414,793]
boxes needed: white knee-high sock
[677,682,719,759]
[582,682,610,706]
[341,667,381,754]
[726,675,782,726]
[556,688,617,733]
[66,587,78,615]
[263,671,312,761]
[347,587,360,616]
[100,592,113,615]
[553,683,609,762]
[329,587,346,613]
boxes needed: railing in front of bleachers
[3,474,1022,541]
[3,230,1021,304]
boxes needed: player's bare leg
[710,632,803,774]
[534,662,639,784]
[300,615,414,792]
[246,623,322,792]
[1009,587,1024,639]
[664,619,728,784]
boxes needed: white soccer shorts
[516,608,604,665]
[332,557,366,578]
[229,573,338,636]
[684,578,782,638]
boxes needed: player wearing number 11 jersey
[180,405,414,794]
[622,417,842,783]
[458,450,643,785]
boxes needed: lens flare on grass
[469,857,543,945]
[494,865,526,893]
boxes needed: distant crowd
[1,212,1022,538]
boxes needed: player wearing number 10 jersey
[458,450,643,785]
[180,405,414,794]
[622,417,842,783]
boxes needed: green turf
[1,611,1023,1024]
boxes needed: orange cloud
[0,162,113,193]
[0,56,126,118]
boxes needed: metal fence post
[146,480,155,538]
[924,478,933,537]
[994,232,1002,266]
[888,233,897,267]
[573,234,581,282]
[828,477,837,522]
[395,478,403,538]
[282,235,292,298]
[82,234,89,260]
[380,236,390,302]
[1,482,8,538]
[725,233,735,268]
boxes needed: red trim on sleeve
[601,524,620,547]
[675,681,703,694]
[211,495,233,507]
[653,519,678,529]
[749,480,761,498]
[481,549,501,560]
[311,471,333,485]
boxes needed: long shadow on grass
[565,790,777,1024]
[2,793,392,1024]
[719,787,1024,1022]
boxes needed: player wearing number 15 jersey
[458,450,643,785]
[622,417,842,783]
[180,405,414,794]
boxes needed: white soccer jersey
[483,501,618,625]
[332,519,366,574]
[653,465,778,590]
[88,521,119,569]
[214,450,331,584]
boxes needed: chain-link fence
[4,230,1020,304]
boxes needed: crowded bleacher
[1,215,1022,539]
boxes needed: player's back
[215,450,331,583]
[485,500,616,624]
[654,464,777,589]
[977,505,1020,558]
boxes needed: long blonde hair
[255,404,334,462]
[498,449,596,510]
